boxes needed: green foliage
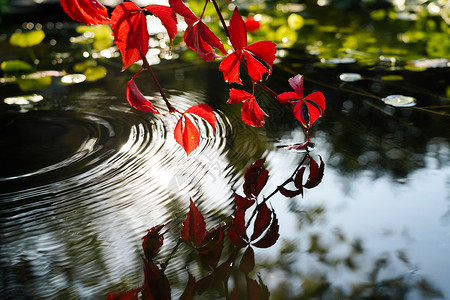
[1,60,33,75]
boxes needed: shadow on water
[1,0,449,299]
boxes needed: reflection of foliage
[107,155,325,299]
[258,206,444,300]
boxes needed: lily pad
[382,95,416,107]
[339,73,362,82]
[10,30,45,47]
[1,60,33,74]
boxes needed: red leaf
[231,282,239,300]
[304,92,326,126]
[111,2,149,71]
[241,96,267,127]
[195,273,213,295]
[181,198,206,247]
[252,210,279,248]
[219,50,243,84]
[234,193,255,210]
[185,21,226,61]
[228,88,252,104]
[304,155,325,189]
[250,203,271,242]
[243,159,268,198]
[243,51,272,83]
[294,167,305,189]
[142,259,171,300]
[174,115,200,156]
[60,0,110,25]
[277,91,300,104]
[244,41,276,81]
[127,79,160,114]
[278,186,302,198]
[185,104,217,134]
[179,272,196,300]
[228,209,248,247]
[239,246,255,275]
[228,7,247,50]
[168,0,197,24]
[288,74,304,100]
[245,17,260,32]
[144,5,178,42]
[197,226,224,270]
[246,275,270,300]
[142,224,165,261]
[106,289,140,300]
[198,22,226,55]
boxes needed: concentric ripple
[0,89,238,299]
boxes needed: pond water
[1,2,450,299]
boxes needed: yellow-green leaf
[10,30,45,47]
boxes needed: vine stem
[161,238,182,272]
[244,153,310,230]
[211,0,230,40]
[141,55,179,113]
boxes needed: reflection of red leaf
[127,79,160,114]
[303,155,325,189]
[294,167,306,189]
[243,159,269,198]
[179,272,196,300]
[250,203,271,241]
[228,209,249,247]
[185,104,217,134]
[106,288,140,300]
[278,186,302,198]
[142,224,165,261]
[197,226,224,270]
[174,115,200,156]
[246,275,270,300]
[228,88,268,127]
[234,193,255,210]
[219,8,275,83]
[60,0,110,25]
[181,198,206,247]
[252,210,279,248]
[239,246,255,275]
[142,259,171,300]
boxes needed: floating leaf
[382,95,416,107]
[339,73,362,82]
[1,60,33,74]
[17,75,51,91]
[10,30,45,47]
[84,66,107,81]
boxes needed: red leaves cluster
[111,2,177,70]
[219,8,276,84]
[277,74,326,129]
[170,0,226,62]
[174,104,217,155]
[106,224,171,300]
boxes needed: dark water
[1,13,450,300]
